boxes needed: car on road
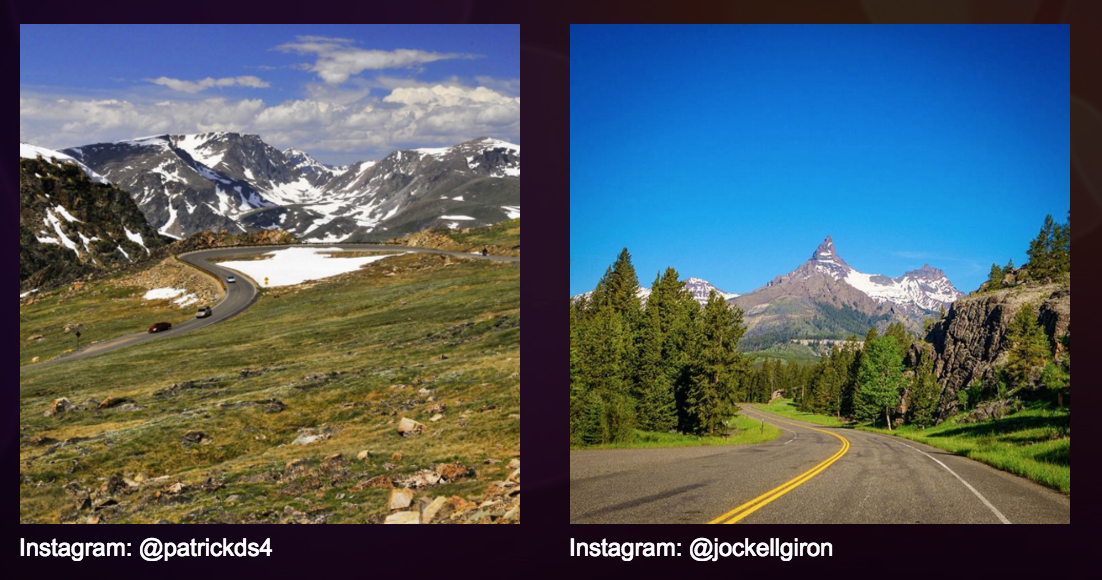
[196,306,213,319]
[227,275,236,283]
[148,322,172,333]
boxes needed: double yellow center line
[708,412,850,524]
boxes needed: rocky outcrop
[20,155,170,292]
[166,229,298,253]
[384,458,520,525]
[393,227,521,258]
[922,280,1070,419]
[112,256,224,308]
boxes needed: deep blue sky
[570,25,1069,296]
[19,24,518,94]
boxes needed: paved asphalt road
[20,244,519,372]
[570,406,1070,524]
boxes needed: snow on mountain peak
[683,277,739,303]
[812,235,835,259]
[830,240,963,311]
[808,235,852,269]
[767,236,963,312]
[478,137,519,154]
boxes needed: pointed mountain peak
[810,235,839,261]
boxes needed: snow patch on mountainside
[143,287,185,300]
[217,247,403,287]
[124,226,149,253]
[843,268,962,311]
[175,133,226,169]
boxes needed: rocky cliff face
[20,153,169,292]
[920,280,1070,419]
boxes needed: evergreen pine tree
[883,321,911,353]
[987,263,1003,291]
[634,303,677,432]
[1005,304,1050,389]
[1027,215,1059,278]
[590,248,644,394]
[840,335,863,417]
[865,326,879,344]
[1053,214,1070,274]
[576,390,607,445]
[682,291,747,435]
[570,302,634,443]
[908,344,940,427]
[592,248,643,321]
[569,298,584,444]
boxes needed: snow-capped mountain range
[764,236,963,313]
[572,277,737,307]
[733,236,963,344]
[571,237,962,349]
[683,277,739,303]
[56,133,520,242]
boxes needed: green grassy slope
[747,398,849,427]
[859,404,1070,494]
[572,414,782,450]
[19,253,520,523]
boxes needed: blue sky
[570,25,1069,296]
[20,24,519,165]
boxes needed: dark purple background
[7,1,1096,574]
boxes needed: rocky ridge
[918,279,1070,419]
[20,151,170,293]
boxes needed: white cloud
[146,76,271,93]
[20,83,519,164]
[275,36,479,85]
[255,99,343,129]
[475,76,520,97]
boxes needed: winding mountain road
[20,244,519,372]
[569,406,1069,524]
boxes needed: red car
[148,322,172,333]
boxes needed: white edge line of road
[896,440,1011,524]
[743,408,798,444]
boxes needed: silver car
[227,275,236,284]
[196,306,213,319]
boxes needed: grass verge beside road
[858,404,1070,494]
[747,398,850,427]
[573,414,781,450]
